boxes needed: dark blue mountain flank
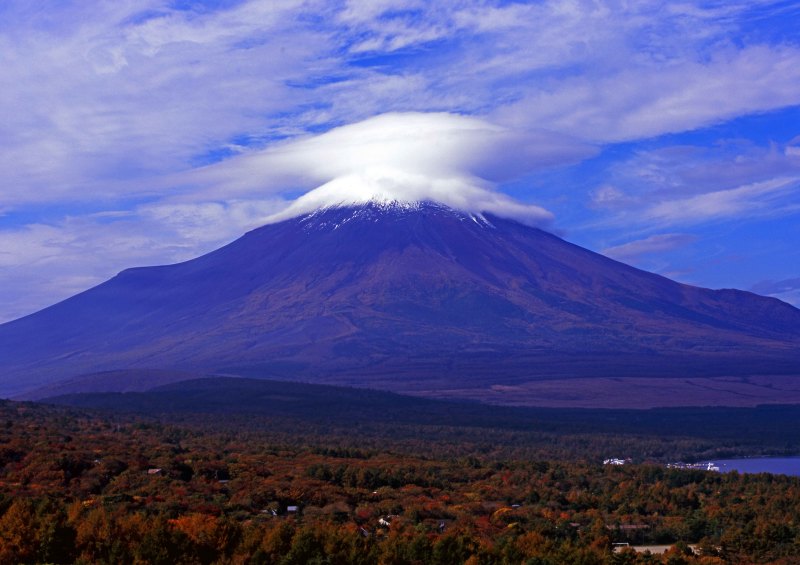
[2,201,799,402]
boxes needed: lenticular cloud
[191,112,582,225]
[264,112,553,224]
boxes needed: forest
[2,389,800,564]
[46,377,800,462]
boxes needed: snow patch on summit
[297,200,445,232]
[295,201,500,234]
[265,167,552,227]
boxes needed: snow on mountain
[263,169,552,226]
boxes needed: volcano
[2,201,799,404]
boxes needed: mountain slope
[1,201,799,400]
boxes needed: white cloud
[0,0,797,210]
[178,112,591,223]
[590,185,632,209]
[644,177,799,224]
[268,171,552,225]
[767,289,800,308]
[0,0,329,206]
[628,142,800,195]
[496,45,800,142]
[139,198,287,240]
[587,139,800,230]
[751,278,800,308]
[3,0,799,209]
[603,233,697,262]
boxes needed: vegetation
[1,397,800,563]
[48,377,800,462]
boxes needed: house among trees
[378,514,398,527]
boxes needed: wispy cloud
[498,45,800,142]
[591,138,800,227]
[751,277,800,307]
[3,0,799,207]
[0,0,329,206]
[643,177,799,224]
[603,233,697,262]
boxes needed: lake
[713,457,800,477]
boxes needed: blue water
[714,457,800,477]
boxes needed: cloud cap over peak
[186,112,585,225]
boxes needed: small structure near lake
[667,461,719,472]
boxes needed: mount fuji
[2,200,799,405]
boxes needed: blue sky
[1,0,800,322]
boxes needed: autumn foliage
[0,399,799,563]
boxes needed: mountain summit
[1,201,799,403]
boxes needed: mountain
[2,201,800,403]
